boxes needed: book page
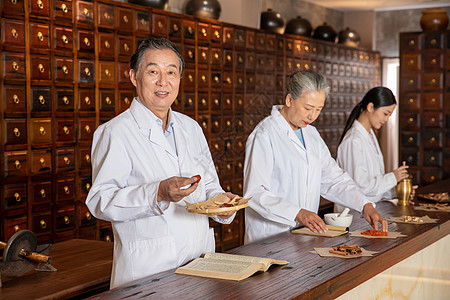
[204,252,288,271]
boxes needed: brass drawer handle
[62,34,68,44]
[408,79,414,84]
[173,23,179,32]
[304,45,309,52]
[40,189,46,198]
[124,97,130,104]
[238,99,243,105]
[140,18,148,26]
[104,40,110,49]
[430,39,437,45]
[84,67,91,77]
[238,183,243,189]
[430,176,435,181]
[408,137,414,143]
[61,3,68,13]
[249,56,253,62]
[214,76,219,83]
[15,160,21,169]
[83,8,90,17]
[124,70,129,78]
[408,117,414,123]
[214,30,220,39]
[430,137,436,143]
[86,211,91,220]
[38,63,45,73]
[63,126,70,135]
[85,154,91,163]
[84,37,90,47]
[86,183,91,191]
[201,28,207,37]
[408,98,414,103]
[14,225,20,232]
[12,61,19,71]
[227,54,231,62]
[123,15,129,23]
[124,43,129,52]
[214,121,219,127]
[11,0,17,4]
[226,77,232,84]
[431,58,437,64]
[106,96,112,105]
[63,96,69,104]
[214,53,219,60]
[238,141,243,147]
[104,12,110,20]
[64,216,70,224]
[37,31,44,41]
[105,235,111,242]
[238,120,243,126]
[11,28,18,38]
[226,142,231,149]
[37,0,43,9]
[188,26,193,34]
[85,96,91,105]
[40,220,47,229]
[14,192,21,202]
[430,78,436,84]
[226,163,231,170]
[201,51,207,60]
[39,126,46,135]
[201,75,206,82]
[13,94,20,103]
[408,39,414,46]
[407,156,413,163]
[157,21,163,28]
[238,56,243,63]
[226,32,231,39]
[64,156,70,165]
[201,98,206,105]
[105,69,111,77]
[188,74,193,82]
[188,98,193,105]
[14,127,20,137]
[408,59,414,65]
[202,121,207,129]
[214,143,219,150]
[226,120,231,126]
[62,65,69,74]
[214,99,219,105]
[64,186,70,195]
[188,50,193,59]
[430,156,435,162]
[238,162,243,168]
[39,157,45,166]
[85,125,91,133]
[431,98,436,103]
[248,77,253,83]
[430,117,435,123]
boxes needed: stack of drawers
[1,0,380,250]
[399,31,449,185]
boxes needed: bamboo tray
[186,194,251,215]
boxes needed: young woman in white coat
[336,87,416,212]
[244,70,388,244]
[86,38,235,289]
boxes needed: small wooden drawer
[235,72,244,91]
[171,97,182,112]
[198,69,209,89]
[4,119,27,145]
[31,87,51,112]
[198,23,209,43]
[235,94,244,111]
[235,51,245,70]
[223,27,233,46]
[4,86,26,114]
[78,30,95,53]
[401,150,419,166]
[135,10,150,35]
[211,25,221,43]
[117,7,134,32]
[400,93,420,111]
[183,93,195,112]
[99,33,115,57]
[184,45,196,65]
[197,94,209,112]
[235,29,245,48]
[401,132,419,147]
[78,176,92,200]
[78,118,95,141]
[422,130,442,148]
[31,148,52,174]
[182,19,195,41]
[100,227,114,242]
[4,183,27,210]
[31,56,51,80]
[56,119,75,142]
[211,72,221,89]
[198,115,209,135]
[424,152,442,167]
[76,1,94,25]
[246,74,255,90]
[223,115,232,131]
[78,147,91,170]
[211,94,221,111]
[30,23,50,50]
[400,74,420,92]
[54,0,73,22]
[31,118,52,144]
[211,115,221,134]
[245,52,255,70]
[234,178,243,196]
[422,73,442,89]
[285,39,294,55]
[55,58,73,81]
[99,90,115,112]
[2,0,25,16]
[400,113,420,131]
[169,17,181,38]
[400,33,421,52]
[245,30,255,49]
[56,148,74,171]
[118,90,133,112]
[5,216,28,240]
[424,50,443,70]
[221,219,239,245]
[182,69,195,91]
[55,89,74,112]
[3,52,26,79]
[56,206,75,231]
[2,19,25,47]
[56,179,75,202]
[29,0,50,18]
[4,150,28,178]
[235,114,244,132]
[118,36,133,57]
[78,60,95,83]
[424,33,443,49]
[223,95,233,111]
[222,159,233,176]
[211,48,221,68]
[99,61,115,84]
[422,111,442,128]
[421,170,442,185]
[54,27,73,51]
[78,89,95,112]
[32,211,52,235]
[223,71,233,90]
[401,54,421,71]
[118,62,131,84]
[98,3,115,29]
[32,181,52,205]
[423,92,442,110]
[79,203,96,227]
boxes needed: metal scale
[0,230,57,287]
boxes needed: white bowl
[324,213,353,227]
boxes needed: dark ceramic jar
[128,0,168,10]
[185,0,221,20]
[260,9,285,34]
[420,8,449,31]
[338,27,360,47]
[313,23,337,43]
[285,16,312,37]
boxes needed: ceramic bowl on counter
[324,213,353,227]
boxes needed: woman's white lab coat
[336,120,396,210]
[86,98,230,289]
[244,106,373,244]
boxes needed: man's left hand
[363,203,388,232]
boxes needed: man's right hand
[157,176,199,202]
[295,209,328,234]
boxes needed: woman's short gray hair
[285,70,330,99]
[130,37,185,75]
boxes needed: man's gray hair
[285,70,330,99]
[130,37,185,75]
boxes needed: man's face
[130,49,181,116]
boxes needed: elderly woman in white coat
[244,70,387,244]
[86,37,235,289]
[336,87,416,212]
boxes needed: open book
[175,252,288,281]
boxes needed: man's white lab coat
[86,98,230,289]
[244,106,372,244]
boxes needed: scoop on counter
[324,208,353,227]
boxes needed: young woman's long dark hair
[338,87,396,146]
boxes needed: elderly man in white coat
[244,70,388,244]
[86,37,235,289]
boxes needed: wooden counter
[0,239,113,299]
[90,179,449,300]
